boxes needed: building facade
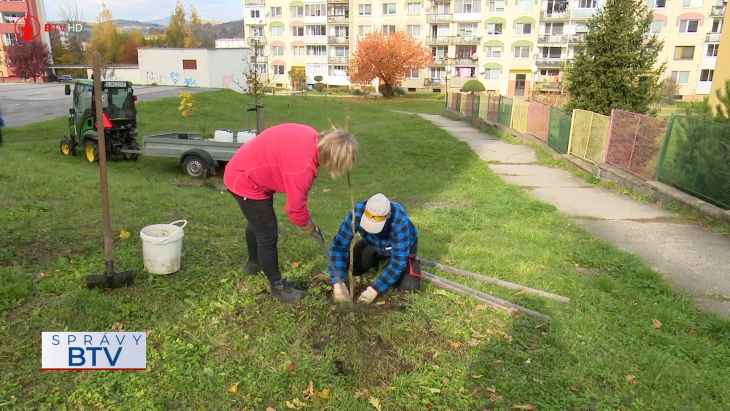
[0,0,52,79]
[709,15,729,108]
[242,0,724,98]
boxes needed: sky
[45,0,243,23]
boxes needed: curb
[442,108,730,224]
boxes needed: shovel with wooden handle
[85,51,135,289]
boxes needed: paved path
[0,83,215,127]
[419,113,730,318]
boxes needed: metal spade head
[86,269,135,289]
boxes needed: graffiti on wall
[221,75,230,88]
[183,77,197,86]
[171,72,180,85]
[145,72,163,85]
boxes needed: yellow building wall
[709,27,730,110]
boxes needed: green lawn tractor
[59,79,140,162]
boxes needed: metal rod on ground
[422,271,550,320]
[420,258,570,304]
[423,273,511,315]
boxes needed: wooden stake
[347,171,357,298]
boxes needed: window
[305,4,325,16]
[358,25,372,36]
[272,45,284,56]
[673,46,695,59]
[487,23,503,35]
[576,22,589,33]
[670,71,690,85]
[292,26,304,36]
[700,69,714,81]
[182,60,197,69]
[430,67,444,78]
[333,46,349,56]
[540,69,560,76]
[432,46,447,58]
[407,2,421,14]
[273,65,285,75]
[2,33,18,46]
[458,24,478,36]
[382,3,396,14]
[2,13,25,24]
[256,63,268,74]
[294,46,305,56]
[514,46,530,58]
[272,26,283,37]
[484,68,500,80]
[407,24,421,36]
[518,0,535,12]
[250,9,260,18]
[682,0,703,7]
[271,6,282,17]
[331,5,348,16]
[251,27,265,37]
[650,20,663,34]
[333,25,349,37]
[516,23,532,35]
[457,0,481,13]
[330,65,348,76]
[291,5,304,17]
[544,22,564,34]
[485,46,502,57]
[359,4,372,15]
[679,20,700,33]
[650,0,666,7]
[434,2,450,13]
[254,45,266,56]
[410,69,420,78]
[306,45,327,55]
[542,47,561,58]
[707,43,719,56]
[577,0,597,7]
[489,0,505,12]
[382,25,396,34]
[306,25,326,36]
[712,19,723,33]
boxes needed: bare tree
[230,44,279,103]
[57,0,84,22]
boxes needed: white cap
[360,193,391,234]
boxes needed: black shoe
[243,261,262,275]
[270,279,305,304]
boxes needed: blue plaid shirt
[329,200,418,293]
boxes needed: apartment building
[0,0,52,79]
[243,0,724,98]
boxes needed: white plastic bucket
[140,220,187,275]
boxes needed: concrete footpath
[419,113,730,318]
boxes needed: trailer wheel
[84,140,99,163]
[183,154,206,178]
[123,139,140,161]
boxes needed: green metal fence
[656,115,730,209]
[547,107,572,154]
[498,96,513,127]
[472,95,480,118]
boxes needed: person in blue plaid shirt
[329,193,421,304]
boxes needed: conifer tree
[564,0,664,115]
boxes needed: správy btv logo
[42,332,147,370]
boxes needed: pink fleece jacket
[223,123,320,226]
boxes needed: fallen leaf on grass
[515,288,528,296]
[508,308,521,319]
[467,338,479,347]
[120,230,131,239]
[286,398,308,409]
[450,342,463,348]
[475,304,490,311]
[111,322,124,332]
[652,319,663,329]
[228,383,239,393]
[626,375,641,385]
[302,381,315,400]
[489,392,503,402]
[267,408,276,411]
[570,386,579,393]
[427,403,435,410]
[512,405,537,410]
[442,379,449,386]
[368,396,382,411]
[459,387,465,393]
[317,388,330,399]
[146,330,154,338]
[428,388,441,394]
[37,272,46,279]
[471,375,484,379]
[375,301,386,306]
[292,262,300,268]
[687,328,695,334]
[288,362,297,372]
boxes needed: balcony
[536,58,567,67]
[706,32,722,42]
[329,57,349,64]
[427,36,453,45]
[455,36,480,44]
[247,37,267,45]
[535,81,563,91]
[327,15,349,23]
[429,57,449,66]
[540,10,570,20]
[538,35,568,44]
[427,14,452,22]
[327,0,348,3]
[328,36,350,44]
[711,6,726,16]
[452,57,477,66]
[424,78,446,87]
[572,8,597,19]
[245,0,265,4]
[569,34,587,43]
[254,55,268,63]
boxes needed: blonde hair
[317,129,358,179]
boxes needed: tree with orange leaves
[348,30,432,98]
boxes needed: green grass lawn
[1,90,730,410]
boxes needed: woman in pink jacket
[224,123,358,303]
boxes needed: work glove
[333,282,350,303]
[356,286,379,305]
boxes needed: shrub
[313,75,323,83]
[352,89,365,96]
[392,86,406,96]
[462,79,486,94]
[313,83,326,91]
[363,86,376,94]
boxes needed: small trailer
[122,132,256,178]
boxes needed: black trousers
[231,192,282,285]
[352,239,421,292]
